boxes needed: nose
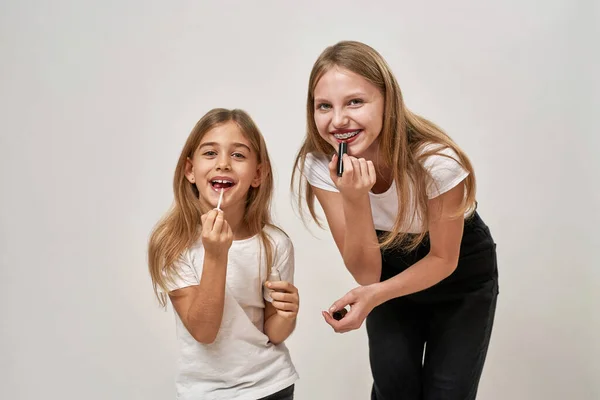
[332,108,349,128]
[215,154,231,171]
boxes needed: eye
[202,150,217,157]
[348,98,364,106]
[316,103,332,111]
[232,152,246,159]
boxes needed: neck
[359,140,393,193]
[221,201,251,240]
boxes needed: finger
[329,153,338,175]
[322,311,343,332]
[220,218,230,235]
[367,160,377,185]
[212,210,224,233]
[270,291,298,303]
[328,291,356,314]
[272,301,299,312]
[203,210,217,231]
[324,310,357,333]
[351,157,361,178]
[358,158,369,183]
[342,154,354,180]
[266,281,296,293]
[277,311,297,319]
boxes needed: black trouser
[368,212,499,400]
[257,384,294,400]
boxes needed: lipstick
[336,141,347,177]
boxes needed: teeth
[333,130,360,140]
[211,179,233,184]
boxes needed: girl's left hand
[322,285,380,333]
[267,281,300,320]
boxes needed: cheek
[314,114,329,136]
[362,107,383,133]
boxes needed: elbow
[439,257,459,279]
[191,329,218,345]
[344,256,382,286]
[268,337,284,345]
[353,270,381,286]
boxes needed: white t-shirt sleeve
[302,152,339,192]
[263,234,295,303]
[422,145,470,199]
[163,251,200,293]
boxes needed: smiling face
[313,66,385,158]
[185,121,261,212]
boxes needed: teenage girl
[293,41,498,400]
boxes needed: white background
[1,1,598,399]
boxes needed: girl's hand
[200,209,233,257]
[322,284,380,333]
[329,153,376,201]
[266,281,300,320]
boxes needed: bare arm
[263,291,297,345]
[169,253,228,344]
[323,181,468,333]
[169,209,233,344]
[314,186,381,285]
[375,181,465,302]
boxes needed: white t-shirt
[302,144,469,233]
[165,225,298,400]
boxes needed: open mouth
[210,178,235,191]
[332,129,362,141]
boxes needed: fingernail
[267,282,272,288]
[329,306,335,312]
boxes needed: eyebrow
[198,142,252,152]
[314,92,369,103]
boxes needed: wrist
[369,282,390,308]
[204,251,228,264]
[341,192,370,208]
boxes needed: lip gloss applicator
[216,188,224,211]
[337,141,348,177]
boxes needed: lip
[209,175,237,192]
[330,129,362,144]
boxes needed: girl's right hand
[200,209,233,257]
[329,153,377,201]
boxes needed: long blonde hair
[292,41,477,251]
[149,108,278,307]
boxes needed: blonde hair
[292,41,476,251]
[149,108,279,307]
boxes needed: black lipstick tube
[336,141,348,177]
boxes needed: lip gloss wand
[216,188,224,211]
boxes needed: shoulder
[301,152,338,192]
[417,142,462,164]
[416,142,470,198]
[263,225,294,254]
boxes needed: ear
[184,157,196,184]
[250,163,262,188]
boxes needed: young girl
[293,41,498,399]
[149,108,299,400]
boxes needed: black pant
[368,212,499,400]
[257,384,294,400]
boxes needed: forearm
[341,195,381,284]
[187,254,228,342]
[264,314,296,345]
[374,253,457,305]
